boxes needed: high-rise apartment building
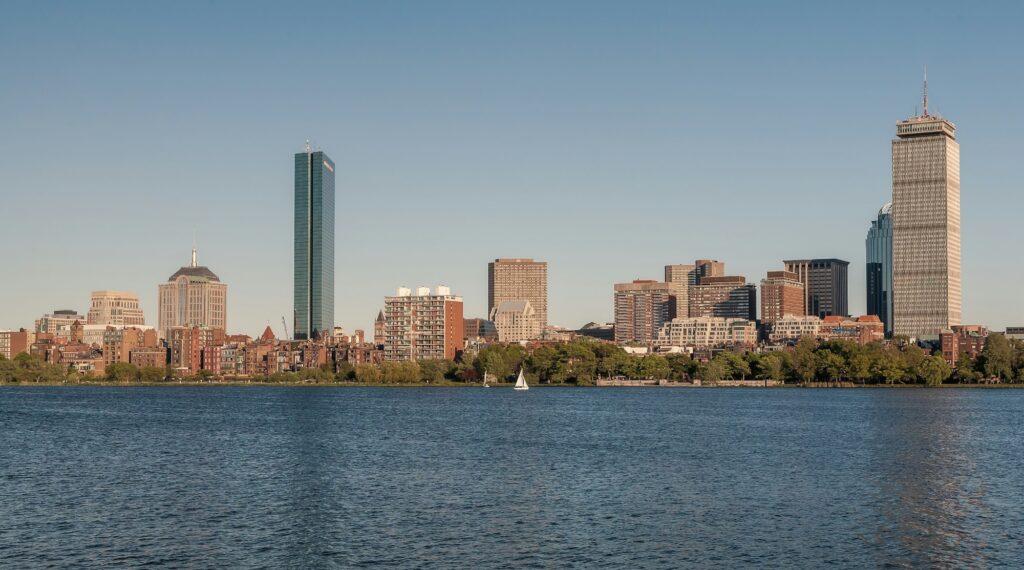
[689,276,756,321]
[158,247,227,340]
[760,271,805,324]
[384,286,465,361]
[866,203,894,336]
[783,259,849,318]
[294,144,335,340]
[892,80,961,339]
[87,291,145,326]
[613,280,674,344]
[487,258,548,330]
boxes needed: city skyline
[2,2,1023,335]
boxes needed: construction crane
[281,317,290,341]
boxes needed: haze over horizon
[2,1,1023,336]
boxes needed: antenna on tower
[305,139,312,153]
[191,232,198,268]
[922,65,929,117]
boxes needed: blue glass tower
[294,146,335,340]
[866,203,893,336]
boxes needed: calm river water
[1,387,1022,568]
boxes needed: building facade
[489,300,541,343]
[0,330,34,360]
[689,276,756,321]
[87,291,145,326]
[613,280,674,345]
[891,89,961,339]
[655,317,757,348]
[294,145,335,340]
[35,310,86,334]
[384,286,465,361]
[783,259,849,318]
[760,271,805,324]
[487,258,548,330]
[866,203,894,336]
[768,315,823,343]
[158,247,227,340]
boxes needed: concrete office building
[488,258,548,330]
[783,259,849,318]
[891,78,961,339]
[664,259,726,319]
[35,310,86,334]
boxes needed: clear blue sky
[2,1,1023,336]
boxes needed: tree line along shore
[3,334,1023,387]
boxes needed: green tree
[955,353,980,383]
[419,359,454,383]
[355,363,382,383]
[664,353,697,380]
[335,361,355,381]
[638,355,671,380]
[527,346,559,383]
[105,362,139,383]
[792,336,817,384]
[917,355,952,386]
[980,333,1013,380]
[816,350,845,383]
[697,359,726,384]
[753,353,784,381]
[139,366,165,383]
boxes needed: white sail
[514,369,529,391]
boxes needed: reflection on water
[1,387,1022,567]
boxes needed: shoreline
[1,382,1022,389]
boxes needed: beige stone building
[158,248,227,340]
[34,310,86,334]
[664,259,725,319]
[891,86,961,339]
[87,291,145,327]
[487,258,548,329]
[489,300,541,343]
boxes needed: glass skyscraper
[866,203,893,336]
[294,146,335,340]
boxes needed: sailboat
[483,371,493,388]
[513,369,529,391]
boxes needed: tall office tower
[892,78,960,339]
[158,246,228,340]
[87,291,146,326]
[783,259,849,318]
[384,286,465,361]
[760,271,805,324]
[487,258,548,330]
[689,276,757,320]
[664,259,725,319]
[294,144,335,340]
[613,280,674,344]
[866,203,894,336]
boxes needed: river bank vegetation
[2,334,1023,387]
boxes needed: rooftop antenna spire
[922,65,929,117]
[191,232,197,267]
[305,139,312,153]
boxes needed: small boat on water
[513,369,529,391]
[483,371,494,388]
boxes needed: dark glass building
[866,203,893,336]
[294,146,335,340]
